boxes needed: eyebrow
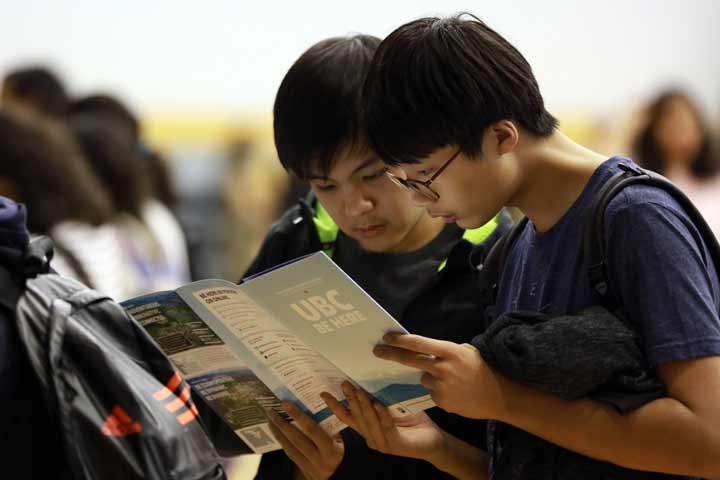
[351,156,381,176]
[306,156,381,182]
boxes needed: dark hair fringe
[363,12,558,165]
[273,34,381,179]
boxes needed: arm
[495,355,720,476]
[265,402,344,480]
[375,334,720,478]
[322,383,489,480]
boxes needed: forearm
[428,432,489,480]
[496,377,720,477]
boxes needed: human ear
[491,120,519,155]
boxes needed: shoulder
[604,183,705,252]
[258,202,317,249]
[242,202,319,278]
[606,183,688,219]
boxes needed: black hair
[273,34,381,179]
[363,13,558,165]
[633,89,718,178]
[68,94,140,142]
[0,107,113,232]
[1,66,69,117]
[67,112,152,218]
[70,94,180,208]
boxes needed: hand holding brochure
[121,252,434,453]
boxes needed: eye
[362,169,387,182]
[313,183,337,192]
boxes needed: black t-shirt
[332,224,463,318]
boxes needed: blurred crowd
[0,67,193,301]
[0,66,307,304]
[1,65,719,304]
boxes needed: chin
[355,236,392,253]
[457,212,498,230]
[454,217,474,229]
[359,240,390,253]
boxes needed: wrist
[486,367,520,423]
[425,430,453,470]
[427,431,489,479]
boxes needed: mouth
[429,212,458,224]
[353,224,387,238]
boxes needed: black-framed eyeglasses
[385,149,462,201]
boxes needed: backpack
[479,163,720,315]
[0,236,225,480]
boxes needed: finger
[382,333,459,358]
[373,402,396,431]
[267,408,319,461]
[282,401,335,453]
[420,371,439,391]
[354,387,388,451]
[321,391,358,431]
[372,344,440,375]
[342,382,373,442]
[267,416,315,474]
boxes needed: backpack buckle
[24,236,54,278]
[617,163,644,176]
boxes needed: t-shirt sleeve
[604,186,720,367]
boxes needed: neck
[510,130,608,232]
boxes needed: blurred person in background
[633,89,720,238]
[69,94,180,207]
[0,65,69,118]
[219,34,511,480]
[0,106,142,300]
[67,109,187,294]
[69,94,191,284]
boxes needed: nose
[409,190,433,207]
[388,166,407,179]
[344,186,374,217]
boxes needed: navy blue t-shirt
[489,156,720,478]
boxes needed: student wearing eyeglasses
[230,34,511,480]
[324,13,720,480]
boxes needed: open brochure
[121,251,434,454]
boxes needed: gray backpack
[0,236,225,480]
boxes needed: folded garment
[472,306,682,480]
[472,305,665,413]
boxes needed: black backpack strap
[25,236,54,278]
[585,163,720,306]
[478,216,529,309]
